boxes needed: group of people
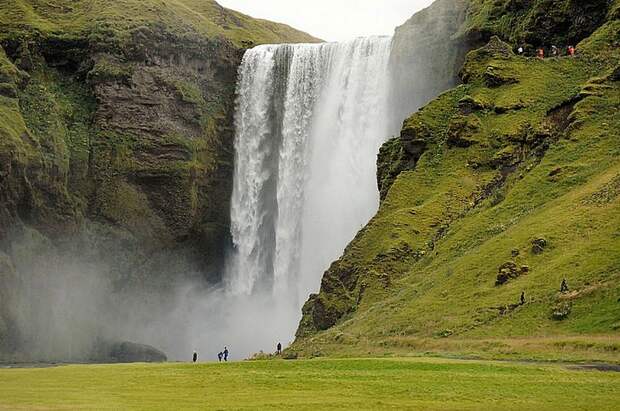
[217,347,229,362]
[517,45,576,59]
[192,343,284,363]
[191,347,229,363]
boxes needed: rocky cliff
[294,0,620,362]
[0,0,318,360]
[389,0,472,127]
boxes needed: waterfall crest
[228,37,395,308]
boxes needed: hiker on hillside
[520,291,526,305]
[537,48,545,59]
[218,352,223,362]
[193,351,198,363]
[561,279,569,293]
[223,347,229,362]
[568,45,576,56]
[277,342,282,355]
[551,45,559,57]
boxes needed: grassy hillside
[0,0,320,47]
[293,2,620,362]
[1,359,619,410]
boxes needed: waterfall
[227,37,396,309]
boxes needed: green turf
[0,358,619,410]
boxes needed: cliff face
[389,0,472,126]
[294,0,620,361]
[0,0,318,359]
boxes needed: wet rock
[531,238,547,254]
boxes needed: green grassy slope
[293,4,620,362]
[0,0,320,47]
[1,359,619,410]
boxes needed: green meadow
[1,358,619,410]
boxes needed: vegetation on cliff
[294,0,620,362]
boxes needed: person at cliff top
[277,342,282,355]
[537,48,545,59]
[517,46,524,54]
[551,45,559,57]
[223,347,229,361]
[218,352,223,362]
[568,45,576,56]
[193,351,198,363]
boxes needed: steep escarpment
[0,0,318,360]
[389,0,472,126]
[294,1,620,362]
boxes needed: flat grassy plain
[1,358,619,410]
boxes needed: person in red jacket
[537,47,545,59]
[568,45,576,56]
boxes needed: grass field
[1,358,619,410]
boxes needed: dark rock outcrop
[495,262,529,286]
[107,341,167,363]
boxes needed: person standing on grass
[223,347,229,362]
[277,342,282,355]
[193,351,198,363]
[561,279,569,293]
[551,45,559,57]
[520,291,526,305]
[218,352,223,362]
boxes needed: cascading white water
[227,37,397,334]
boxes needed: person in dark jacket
[218,352,223,362]
[561,279,569,293]
[223,347,229,362]
[193,351,198,363]
[277,342,282,355]
[520,291,526,305]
